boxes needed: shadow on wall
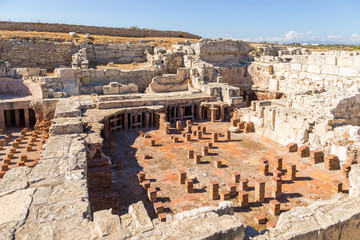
[0,78,32,98]
[331,95,360,127]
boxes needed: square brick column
[239,179,248,191]
[287,163,296,180]
[227,183,237,197]
[325,155,340,170]
[255,179,265,203]
[271,177,282,199]
[194,154,201,164]
[269,200,280,215]
[202,146,209,156]
[298,145,310,157]
[176,121,182,134]
[286,142,298,152]
[178,171,186,184]
[238,191,249,208]
[212,133,218,143]
[201,126,206,134]
[225,131,231,141]
[261,162,269,176]
[274,156,283,171]
[333,180,343,193]
[220,190,230,201]
[310,149,324,164]
[148,187,157,202]
[185,179,194,193]
[231,171,240,183]
[187,149,194,159]
[209,181,219,200]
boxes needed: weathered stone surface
[128,201,154,233]
[94,209,121,237]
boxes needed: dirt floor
[104,121,350,232]
[0,128,45,180]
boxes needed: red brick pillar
[202,126,206,134]
[269,200,280,215]
[287,163,296,180]
[231,171,240,183]
[238,191,249,208]
[178,171,186,184]
[239,179,249,191]
[176,121,182,134]
[255,179,265,203]
[212,133,218,143]
[202,146,209,156]
[214,160,222,168]
[220,190,230,201]
[297,145,310,157]
[194,154,201,164]
[227,183,237,197]
[272,177,282,199]
[261,162,269,176]
[333,180,343,193]
[148,187,157,202]
[138,171,145,183]
[225,131,231,141]
[325,155,340,170]
[187,149,194,159]
[274,156,283,171]
[286,142,298,152]
[310,149,324,164]
[185,179,194,193]
[209,181,219,200]
[197,130,202,139]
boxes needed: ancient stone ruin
[1,22,360,240]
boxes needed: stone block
[310,149,324,164]
[297,145,310,158]
[324,155,340,170]
[286,142,298,152]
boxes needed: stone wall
[0,21,201,39]
[84,43,153,65]
[0,39,78,69]
[257,194,360,240]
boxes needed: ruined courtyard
[1,21,360,240]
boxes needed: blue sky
[0,0,359,44]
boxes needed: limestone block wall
[33,67,156,97]
[0,21,201,39]
[193,38,251,66]
[84,43,153,65]
[0,39,78,69]
[268,51,360,94]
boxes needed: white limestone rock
[94,209,121,237]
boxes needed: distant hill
[0,21,201,39]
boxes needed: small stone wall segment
[0,21,201,39]
[257,194,360,240]
[0,39,78,69]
